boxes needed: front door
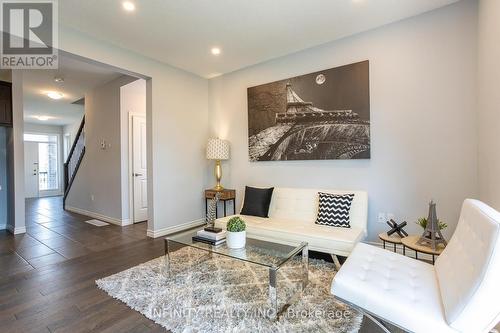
[132,115,148,222]
[24,141,39,198]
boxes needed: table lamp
[206,138,230,191]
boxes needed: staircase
[63,117,85,210]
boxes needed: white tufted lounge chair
[331,199,500,333]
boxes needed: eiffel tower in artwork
[417,201,447,251]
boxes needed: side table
[205,189,236,218]
[378,232,403,253]
[402,235,445,264]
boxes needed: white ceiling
[59,0,459,78]
[23,55,123,126]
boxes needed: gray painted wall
[0,71,12,231]
[43,2,483,239]
[63,116,84,151]
[478,0,500,211]
[7,71,25,233]
[66,75,136,222]
[0,127,7,229]
[60,28,210,237]
[208,0,478,241]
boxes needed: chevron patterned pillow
[315,193,355,228]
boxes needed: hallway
[1,196,148,279]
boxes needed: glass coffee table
[164,226,308,320]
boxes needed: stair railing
[63,117,85,209]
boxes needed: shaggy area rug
[96,246,362,333]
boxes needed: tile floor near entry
[0,196,148,279]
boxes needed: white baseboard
[366,240,434,261]
[7,224,26,235]
[147,219,205,238]
[65,206,133,226]
[38,191,63,198]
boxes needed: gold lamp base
[213,160,224,191]
[213,184,224,191]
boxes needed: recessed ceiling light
[122,1,135,12]
[211,47,221,55]
[47,91,63,100]
[35,116,50,121]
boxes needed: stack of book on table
[192,228,226,246]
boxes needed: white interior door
[24,141,39,198]
[132,115,148,222]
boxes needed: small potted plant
[416,217,448,230]
[226,216,246,249]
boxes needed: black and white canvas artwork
[247,60,370,161]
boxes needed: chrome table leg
[269,267,278,320]
[302,245,309,290]
[164,239,171,277]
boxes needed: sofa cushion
[216,187,368,256]
[332,243,456,333]
[316,192,354,228]
[267,188,368,235]
[215,214,364,256]
[240,186,274,217]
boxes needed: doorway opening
[24,133,61,198]
[130,113,147,223]
[16,52,151,237]
[121,79,147,224]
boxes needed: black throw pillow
[240,186,274,218]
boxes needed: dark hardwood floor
[1,196,151,278]
[0,196,393,332]
[0,196,166,332]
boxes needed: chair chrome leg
[334,296,400,333]
[331,254,341,271]
[363,312,392,333]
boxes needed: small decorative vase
[226,231,246,249]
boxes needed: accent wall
[478,0,500,211]
[208,0,478,241]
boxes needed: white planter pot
[226,230,246,249]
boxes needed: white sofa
[215,187,368,260]
[332,199,500,333]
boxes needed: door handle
[133,173,143,177]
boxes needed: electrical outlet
[387,213,396,222]
[377,213,386,224]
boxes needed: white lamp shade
[206,138,230,160]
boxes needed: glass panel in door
[38,140,58,191]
